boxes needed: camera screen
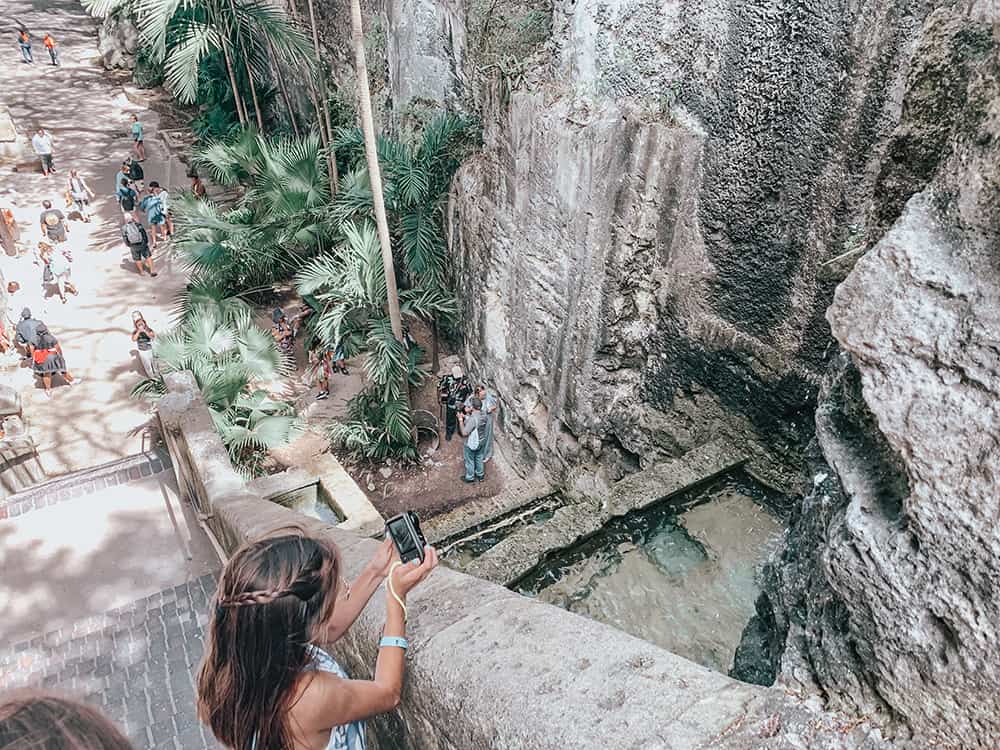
[387,517,419,558]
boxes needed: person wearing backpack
[122,214,156,276]
[17,29,32,64]
[459,397,488,483]
[38,200,67,243]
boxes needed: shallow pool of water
[515,474,786,673]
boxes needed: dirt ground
[261,300,507,520]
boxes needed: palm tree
[333,113,474,368]
[83,0,312,130]
[133,302,299,476]
[296,220,456,460]
[175,132,333,296]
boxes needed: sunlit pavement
[2,0,189,478]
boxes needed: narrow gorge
[344,0,999,745]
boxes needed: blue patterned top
[250,646,366,750]
[305,645,367,750]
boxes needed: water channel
[513,473,786,673]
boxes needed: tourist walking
[459,396,488,482]
[40,245,78,304]
[117,173,137,215]
[138,186,165,248]
[130,311,157,378]
[130,114,145,161]
[466,384,499,462]
[16,29,32,63]
[438,365,471,441]
[42,33,58,65]
[126,156,144,192]
[14,308,42,360]
[31,324,79,395]
[66,169,95,222]
[122,214,155,276]
[38,200,67,244]
[149,181,173,237]
[31,128,54,175]
[197,531,437,750]
[309,344,332,400]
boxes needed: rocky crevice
[744,5,1000,744]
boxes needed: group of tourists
[10,307,78,396]
[0,109,178,393]
[439,366,499,483]
[16,27,59,65]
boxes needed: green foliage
[132,299,299,477]
[172,131,332,301]
[82,0,310,134]
[297,221,447,462]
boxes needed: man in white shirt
[31,128,54,176]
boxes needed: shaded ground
[1,0,190,478]
[264,304,508,519]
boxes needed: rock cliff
[389,0,952,491]
[738,3,999,746]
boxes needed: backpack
[124,221,143,245]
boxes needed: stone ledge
[154,374,884,748]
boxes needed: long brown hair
[0,689,133,749]
[197,532,341,750]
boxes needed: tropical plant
[297,221,457,460]
[132,301,299,476]
[172,131,333,298]
[82,0,312,132]
[333,112,476,366]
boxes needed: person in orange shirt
[17,29,32,63]
[42,33,58,66]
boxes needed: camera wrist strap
[387,561,407,621]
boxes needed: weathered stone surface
[96,12,140,70]
[155,379,891,748]
[749,6,1000,746]
[425,0,949,493]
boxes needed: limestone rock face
[748,4,1000,745]
[97,13,140,70]
[423,0,947,489]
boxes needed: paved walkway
[0,454,222,748]
[1,0,189,478]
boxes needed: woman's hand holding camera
[388,546,438,603]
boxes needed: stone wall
[155,369,894,749]
[743,3,1000,747]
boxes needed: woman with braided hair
[197,531,437,750]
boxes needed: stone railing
[156,372,884,750]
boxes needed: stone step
[1,448,171,519]
[1,573,222,749]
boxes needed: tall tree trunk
[244,57,265,130]
[267,38,300,137]
[307,0,339,194]
[351,0,413,441]
[431,317,440,373]
[221,39,247,126]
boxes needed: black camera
[385,511,427,564]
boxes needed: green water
[515,474,786,673]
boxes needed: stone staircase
[0,575,222,749]
[0,449,223,748]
